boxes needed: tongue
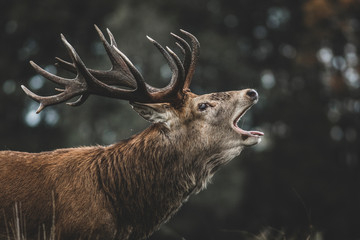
[249,131,264,136]
[237,127,264,137]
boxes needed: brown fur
[0,90,262,240]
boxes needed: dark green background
[1,0,360,239]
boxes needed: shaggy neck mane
[94,123,198,238]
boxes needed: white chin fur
[243,136,262,146]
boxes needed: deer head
[22,26,263,151]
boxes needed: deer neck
[95,124,193,233]
[93,122,244,237]
[105,123,197,196]
[104,122,242,201]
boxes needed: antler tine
[110,44,149,95]
[106,28,118,48]
[170,33,192,76]
[175,42,185,55]
[28,59,89,109]
[59,33,152,102]
[22,35,96,113]
[54,26,139,90]
[54,57,136,89]
[179,29,200,90]
[164,46,186,100]
[94,25,130,74]
[146,36,185,96]
[54,57,76,74]
[61,34,83,70]
[23,34,123,113]
[21,84,86,113]
[29,61,70,86]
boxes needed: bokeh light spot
[2,80,16,95]
[332,56,347,71]
[25,110,41,127]
[29,75,44,90]
[330,125,343,141]
[261,70,276,89]
[160,63,172,80]
[267,7,290,29]
[317,47,333,65]
[253,26,267,39]
[344,68,360,88]
[280,44,297,59]
[44,109,60,126]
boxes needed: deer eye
[198,103,209,111]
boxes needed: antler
[22,26,200,113]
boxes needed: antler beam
[22,26,200,113]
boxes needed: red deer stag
[0,26,264,240]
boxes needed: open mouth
[232,106,264,140]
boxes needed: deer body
[0,27,263,240]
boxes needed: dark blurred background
[1,0,360,239]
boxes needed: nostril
[246,89,258,101]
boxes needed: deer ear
[130,102,172,123]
